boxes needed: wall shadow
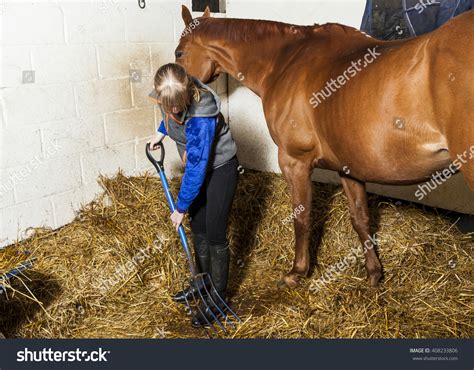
[0,270,62,338]
[227,169,272,297]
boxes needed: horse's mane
[194,17,328,43]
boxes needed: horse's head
[175,5,220,84]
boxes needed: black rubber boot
[173,233,210,304]
[190,243,231,328]
[208,242,230,295]
[192,232,211,273]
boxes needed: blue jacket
[158,117,216,213]
[150,78,237,214]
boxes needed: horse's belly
[317,108,454,184]
[365,153,451,184]
[319,68,453,184]
[348,137,453,184]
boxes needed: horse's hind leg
[340,175,382,287]
[277,150,313,289]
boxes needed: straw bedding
[0,170,472,338]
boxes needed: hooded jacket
[148,77,237,213]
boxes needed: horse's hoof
[368,271,382,288]
[277,272,301,289]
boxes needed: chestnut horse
[176,5,474,289]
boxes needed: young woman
[147,63,239,327]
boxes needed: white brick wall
[2,3,65,45]
[32,45,99,84]
[3,84,77,125]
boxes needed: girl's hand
[170,210,185,231]
[148,133,165,150]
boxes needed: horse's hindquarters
[430,11,474,189]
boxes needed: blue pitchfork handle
[145,142,197,276]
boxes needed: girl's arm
[175,116,216,213]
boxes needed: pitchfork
[145,142,241,335]
[0,259,34,296]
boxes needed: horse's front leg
[277,150,313,289]
[340,175,382,287]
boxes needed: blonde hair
[153,63,204,114]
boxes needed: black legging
[189,156,239,243]
[188,156,239,294]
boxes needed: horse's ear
[203,5,211,17]
[181,5,193,25]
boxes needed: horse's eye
[175,50,184,59]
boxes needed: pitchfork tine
[199,274,231,331]
[205,274,241,324]
[181,279,195,314]
[182,292,214,338]
[195,274,227,333]
[186,279,218,335]
[201,274,236,330]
